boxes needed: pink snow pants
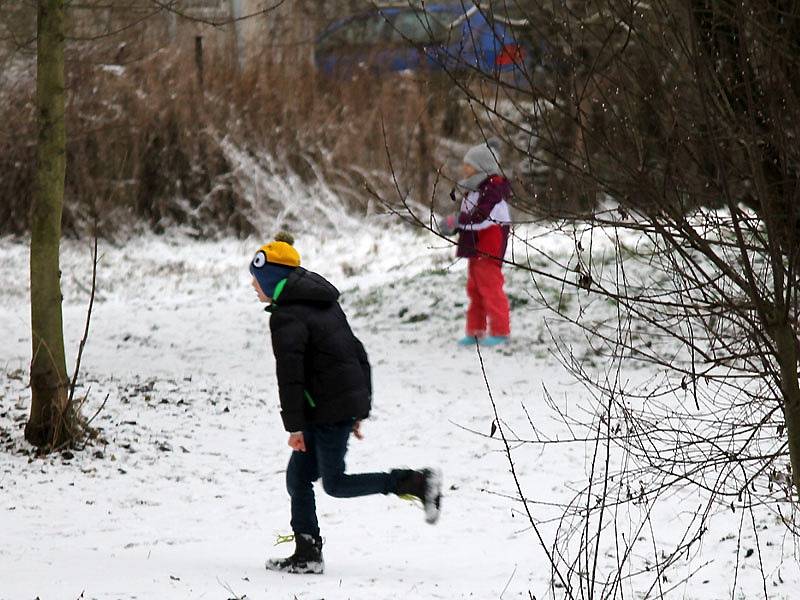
[466,257,510,337]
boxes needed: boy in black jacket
[250,233,442,575]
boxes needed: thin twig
[68,234,99,406]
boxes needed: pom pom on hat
[485,136,502,152]
[274,230,295,245]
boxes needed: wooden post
[195,35,205,90]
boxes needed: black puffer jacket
[268,267,371,432]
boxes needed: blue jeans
[286,419,398,537]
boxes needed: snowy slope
[0,219,798,600]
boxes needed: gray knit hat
[463,137,502,176]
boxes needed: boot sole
[265,560,324,575]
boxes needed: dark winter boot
[393,468,442,524]
[265,533,324,574]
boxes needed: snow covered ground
[1,218,798,600]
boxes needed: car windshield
[388,10,448,44]
[318,8,452,52]
[319,14,388,50]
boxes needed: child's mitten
[438,213,458,237]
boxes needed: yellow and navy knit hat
[250,232,300,298]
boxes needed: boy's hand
[352,420,364,440]
[288,432,306,452]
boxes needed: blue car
[314,2,532,79]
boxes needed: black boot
[265,533,324,574]
[393,468,442,524]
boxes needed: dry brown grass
[0,34,460,238]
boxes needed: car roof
[374,1,470,11]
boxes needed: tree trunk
[26,0,71,450]
[773,322,800,501]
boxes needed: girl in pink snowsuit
[455,139,512,347]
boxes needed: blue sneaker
[457,335,481,346]
[480,336,509,347]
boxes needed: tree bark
[26,0,71,449]
[772,322,800,501]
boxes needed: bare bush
[370,0,800,595]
